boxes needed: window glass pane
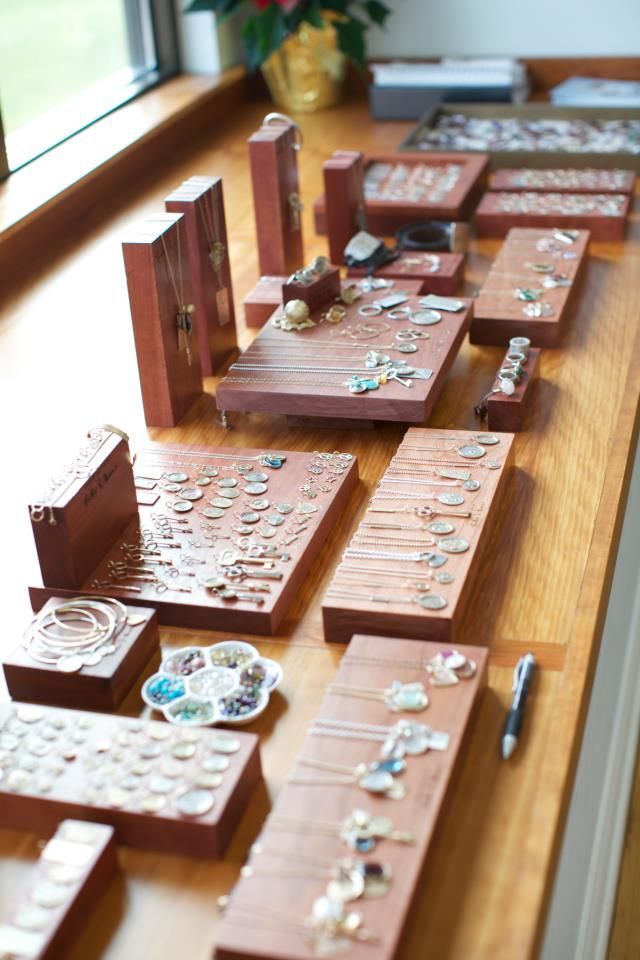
[0,0,157,170]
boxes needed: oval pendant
[457,443,486,459]
[386,681,429,712]
[438,537,470,554]
[359,769,394,794]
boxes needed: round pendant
[457,444,485,459]
[486,460,502,470]
[31,881,68,909]
[203,507,225,519]
[427,554,447,568]
[437,493,464,505]
[244,471,268,483]
[14,905,51,931]
[148,775,175,795]
[435,571,455,584]
[258,526,276,539]
[217,477,238,489]
[82,651,103,667]
[17,706,44,724]
[474,433,500,445]
[138,742,162,759]
[7,769,31,791]
[166,472,188,483]
[200,467,219,478]
[194,771,223,789]
[210,736,240,754]
[463,478,481,491]
[418,594,448,610]
[438,537,469,554]
[239,512,260,524]
[160,482,182,493]
[57,654,83,674]
[275,502,294,514]
[173,788,215,817]
[209,497,234,509]
[244,482,268,495]
[359,769,394,794]
[106,787,129,808]
[249,498,269,511]
[234,525,254,537]
[172,741,197,760]
[140,793,166,813]
[387,681,429,712]
[427,521,454,535]
[170,500,193,513]
[410,309,441,326]
[195,477,211,486]
[202,754,230,773]
[265,514,285,527]
[396,342,418,353]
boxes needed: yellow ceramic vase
[261,15,347,113]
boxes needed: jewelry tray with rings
[313,151,489,236]
[322,427,515,645]
[28,437,359,634]
[470,227,590,347]
[485,346,541,433]
[2,598,160,712]
[346,250,465,296]
[475,189,630,241]
[0,702,262,859]
[216,283,473,426]
[214,632,488,960]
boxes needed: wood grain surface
[1,95,639,960]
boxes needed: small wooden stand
[470,227,590,347]
[248,120,304,276]
[29,442,359,635]
[322,150,367,264]
[122,213,204,427]
[214,633,488,960]
[0,821,118,960]
[486,347,541,432]
[314,151,488,236]
[490,168,636,194]
[282,265,341,311]
[2,598,159,712]
[322,427,515,644]
[217,282,471,425]
[165,176,237,376]
[347,250,464,294]
[244,276,288,329]
[28,432,138,590]
[0,703,262,859]
[475,190,630,240]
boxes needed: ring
[387,307,413,320]
[498,368,519,383]
[358,304,383,317]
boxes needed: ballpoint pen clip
[512,656,526,692]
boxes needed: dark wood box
[489,167,637,194]
[475,190,630,241]
[486,347,541,432]
[243,276,288,329]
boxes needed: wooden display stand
[0,703,262,859]
[215,633,488,960]
[347,250,464,295]
[321,151,367,264]
[471,227,590,347]
[243,276,288,329]
[216,282,472,426]
[490,168,636,194]
[29,442,359,635]
[122,213,204,427]
[475,190,630,240]
[486,347,541,432]
[0,821,118,960]
[322,427,515,644]
[282,265,341,311]
[248,120,304,276]
[29,432,138,590]
[165,176,237,376]
[2,598,159,712]
[314,151,488,237]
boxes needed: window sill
[0,67,248,279]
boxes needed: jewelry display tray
[470,228,590,348]
[313,151,489,235]
[0,821,118,960]
[0,703,261,858]
[28,442,359,634]
[474,190,630,241]
[2,599,160,712]
[216,285,473,426]
[346,251,465,296]
[486,347,541,433]
[214,633,488,960]
[399,103,640,171]
[322,428,515,645]
[489,167,637,194]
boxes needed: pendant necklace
[196,186,226,274]
[159,223,195,365]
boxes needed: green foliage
[184,0,393,69]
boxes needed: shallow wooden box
[470,227,590,347]
[399,103,640,171]
[0,821,118,960]
[243,276,288,329]
[2,598,159,712]
[214,633,488,960]
[347,250,464,295]
[0,703,262,859]
[29,442,359,635]
[322,427,515,644]
[475,190,630,241]
[489,167,637,194]
[217,283,472,426]
[486,347,541,432]
[314,151,488,236]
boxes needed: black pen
[501,653,536,760]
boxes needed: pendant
[384,681,429,713]
[209,240,226,271]
[259,454,286,469]
[176,305,195,365]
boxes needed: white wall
[367,0,640,58]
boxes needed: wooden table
[1,93,639,960]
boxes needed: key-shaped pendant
[217,550,274,568]
[288,191,304,231]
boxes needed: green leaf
[303,0,326,29]
[364,0,390,26]
[335,15,367,67]
[320,0,348,13]
[242,5,288,70]
[184,0,229,13]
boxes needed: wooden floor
[1,90,640,960]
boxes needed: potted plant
[185,0,392,111]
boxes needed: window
[0,0,179,174]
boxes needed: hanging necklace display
[267,808,416,852]
[288,756,408,800]
[327,679,429,712]
[160,223,195,365]
[342,649,477,686]
[197,189,226,274]
[308,717,450,757]
[242,846,393,901]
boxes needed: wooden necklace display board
[0,703,261,858]
[28,437,359,635]
[248,119,304,276]
[475,189,629,240]
[122,213,204,427]
[322,428,514,645]
[470,227,590,347]
[216,283,473,427]
[165,176,237,376]
[321,150,367,264]
[215,633,488,960]
[0,820,118,960]
[313,151,488,237]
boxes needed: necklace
[309,718,450,756]
[267,808,415,852]
[288,756,407,799]
[326,587,440,610]
[159,223,195,365]
[328,680,429,712]
[345,649,477,685]
[241,851,392,901]
[139,449,288,468]
[196,185,225,274]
